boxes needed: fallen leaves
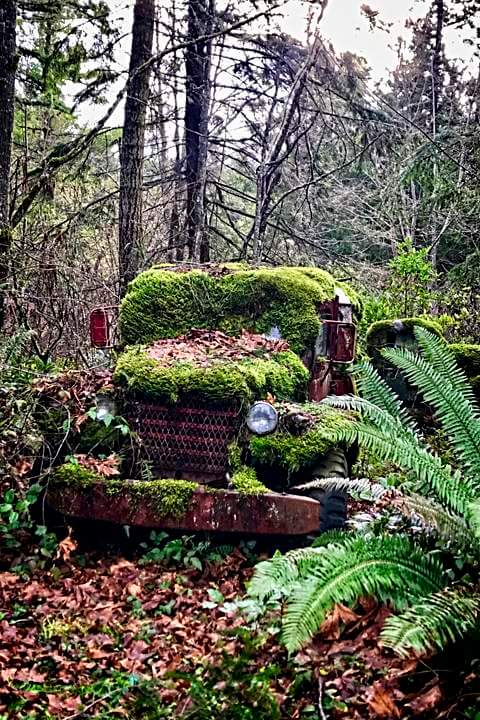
[55,528,78,562]
[407,683,443,714]
[0,550,476,719]
[73,453,120,477]
[146,328,290,367]
[366,680,402,718]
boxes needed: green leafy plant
[139,532,234,571]
[387,237,437,316]
[249,328,480,657]
[170,629,282,720]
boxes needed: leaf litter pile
[1,538,478,719]
[145,329,290,366]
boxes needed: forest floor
[1,536,477,720]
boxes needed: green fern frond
[248,547,335,601]
[324,394,415,440]
[383,339,480,483]
[333,422,472,514]
[392,493,478,551]
[291,476,388,501]
[414,327,479,410]
[311,529,353,548]
[280,534,446,652]
[381,586,480,657]
[354,361,418,433]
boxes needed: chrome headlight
[95,393,117,421]
[246,401,278,435]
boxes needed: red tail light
[90,308,110,348]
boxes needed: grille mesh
[126,400,243,478]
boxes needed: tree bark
[0,0,17,329]
[184,0,214,261]
[118,0,154,297]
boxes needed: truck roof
[119,264,358,354]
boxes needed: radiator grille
[126,400,243,478]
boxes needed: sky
[288,0,476,82]
[76,0,478,126]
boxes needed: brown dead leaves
[0,554,473,720]
[73,453,120,477]
[146,328,290,367]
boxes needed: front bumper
[48,483,320,535]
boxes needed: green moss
[119,265,359,355]
[231,466,268,495]
[227,442,243,473]
[119,269,222,346]
[249,404,356,473]
[366,317,443,363]
[52,463,197,518]
[113,346,308,405]
[366,317,443,346]
[52,462,100,487]
[130,478,198,518]
[448,343,480,378]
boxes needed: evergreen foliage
[249,328,480,657]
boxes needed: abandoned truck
[47,265,360,536]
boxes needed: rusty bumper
[48,484,320,535]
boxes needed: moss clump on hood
[249,404,356,473]
[52,463,197,518]
[119,265,359,355]
[113,345,308,405]
[231,465,268,495]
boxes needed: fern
[291,476,389,501]
[251,336,480,658]
[392,493,478,550]
[291,477,477,550]
[383,332,480,483]
[381,587,480,657]
[324,394,416,441]
[248,541,347,601]
[332,419,473,514]
[250,535,446,652]
[414,327,479,410]
[354,361,419,433]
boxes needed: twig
[62,691,114,720]
[318,676,328,720]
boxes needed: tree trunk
[184,0,214,261]
[0,0,17,329]
[429,0,445,270]
[118,0,155,297]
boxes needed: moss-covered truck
[48,265,359,536]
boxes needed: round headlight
[246,401,278,435]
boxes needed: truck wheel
[307,449,348,532]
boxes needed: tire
[303,448,348,532]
